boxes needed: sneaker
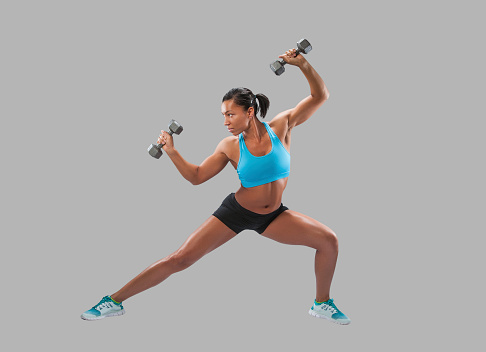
[308,298,351,325]
[81,296,125,321]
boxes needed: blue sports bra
[236,121,291,188]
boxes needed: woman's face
[221,99,253,135]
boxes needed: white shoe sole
[308,309,350,325]
[81,310,125,321]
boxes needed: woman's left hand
[278,48,307,67]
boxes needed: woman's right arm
[164,138,230,185]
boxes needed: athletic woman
[81,47,351,325]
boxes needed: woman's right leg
[110,216,237,303]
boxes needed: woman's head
[221,87,270,134]
[222,87,269,118]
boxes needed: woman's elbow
[320,90,330,101]
[191,178,203,186]
[190,173,202,185]
[189,167,201,185]
[191,172,209,185]
[312,91,329,102]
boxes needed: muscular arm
[288,61,329,129]
[166,138,230,185]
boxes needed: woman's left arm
[279,49,330,129]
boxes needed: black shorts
[212,193,289,234]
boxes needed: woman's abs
[234,177,288,214]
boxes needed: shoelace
[317,299,338,314]
[93,297,114,311]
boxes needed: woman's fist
[157,130,174,151]
[278,48,307,67]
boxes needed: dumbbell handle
[156,130,174,148]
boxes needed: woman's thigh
[260,210,337,250]
[172,215,238,266]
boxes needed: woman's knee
[167,250,200,271]
[317,227,339,252]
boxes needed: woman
[81,47,350,325]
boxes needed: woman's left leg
[260,210,339,302]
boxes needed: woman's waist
[234,181,286,214]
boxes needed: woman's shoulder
[267,109,292,139]
[268,109,291,127]
[221,135,239,145]
[217,135,239,156]
[216,136,240,160]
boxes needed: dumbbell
[270,38,312,76]
[147,119,183,159]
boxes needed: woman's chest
[227,132,290,170]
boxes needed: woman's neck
[243,119,266,142]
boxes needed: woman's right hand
[157,130,174,152]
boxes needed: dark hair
[222,87,270,119]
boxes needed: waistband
[228,193,284,216]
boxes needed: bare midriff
[234,177,288,214]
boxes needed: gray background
[1,0,484,350]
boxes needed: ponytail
[254,93,270,119]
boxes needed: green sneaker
[308,298,351,325]
[81,296,125,321]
